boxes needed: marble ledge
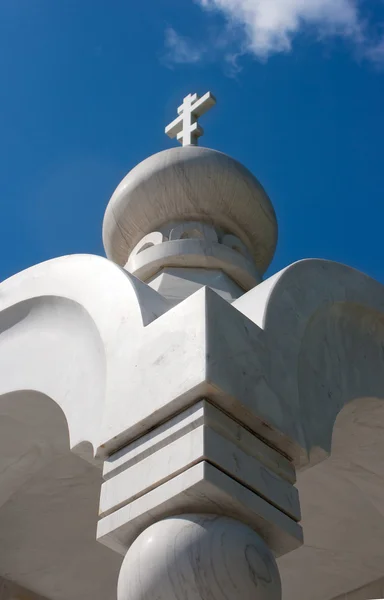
[99,422,300,521]
[103,399,296,484]
[97,461,302,558]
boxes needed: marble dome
[102,145,278,275]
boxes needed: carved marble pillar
[98,102,301,599]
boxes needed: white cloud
[163,26,205,65]
[197,0,363,59]
[163,2,384,68]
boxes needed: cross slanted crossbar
[165,91,216,147]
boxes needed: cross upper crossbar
[165,91,216,147]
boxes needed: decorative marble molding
[125,221,260,296]
[2,255,384,473]
[233,259,384,466]
[0,254,169,457]
[126,237,260,291]
[128,231,168,258]
[168,221,218,243]
[221,232,250,258]
[97,400,302,557]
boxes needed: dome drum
[126,223,261,291]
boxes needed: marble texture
[2,251,384,600]
[0,254,169,457]
[102,146,277,274]
[103,400,295,484]
[234,258,384,465]
[0,391,122,600]
[125,220,259,299]
[99,285,303,458]
[126,219,257,302]
[117,514,281,600]
[99,403,299,521]
[128,231,167,260]
[278,397,384,600]
[126,237,261,291]
[147,267,244,305]
[168,221,218,242]
[1,248,384,600]
[97,461,302,557]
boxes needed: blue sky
[0,0,383,283]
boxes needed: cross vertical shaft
[165,91,216,147]
[180,93,200,146]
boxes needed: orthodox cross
[165,91,216,146]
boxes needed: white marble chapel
[1,91,384,600]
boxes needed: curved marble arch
[233,259,384,599]
[0,253,169,598]
[0,389,124,600]
[234,259,384,466]
[278,317,384,598]
[0,254,169,458]
[278,394,384,600]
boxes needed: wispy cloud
[197,0,363,59]
[163,1,384,68]
[163,26,205,66]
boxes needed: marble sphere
[103,146,278,275]
[117,514,281,600]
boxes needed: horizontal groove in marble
[103,399,295,484]
[99,422,300,521]
[97,461,303,558]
